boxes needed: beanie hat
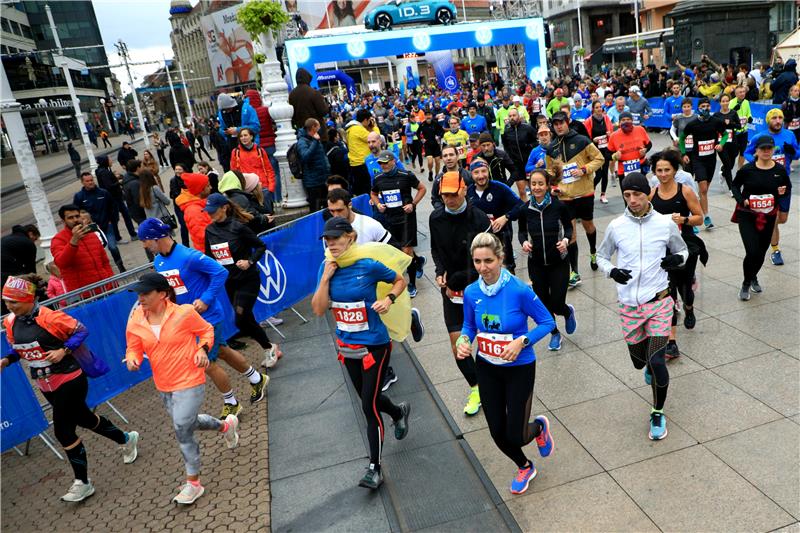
[621,172,651,195]
[137,218,172,241]
[181,172,209,196]
[217,93,237,110]
[766,108,784,122]
[242,172,261,193]
[478,132,494,145]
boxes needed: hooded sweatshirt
[288,68,330,142]
[245,89,276,148]
[176,173,212,251]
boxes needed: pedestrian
[152,132,168,167]
[713,93,740,191]
[2,274,139,503]
[95,155,137,243]
[1,224,39,314]
[229,127,275,208]
[455,232,555,495]
[419,110,444,182]
[175,172,212,252]
[196,161,220,194]
[217,170,274,234]
[122,159,147,226]
[288,67,329,142]
[217,92,260,172]
[138,169,173,221]
[100,129,112,148]
[169,135,195,172]
[67,143,81,179]
[72,172,126,272]
[116,141,138,170]
[296,118,330,211]
[430,145,472,210]
[346,110,381,195]
[50,204,114,294]
[125,272,239,505]
[501,108,536,200]
[141,149,164,189]
[169,164,191,247]
[244,89,278,200]
[323,128,350,180]
[583,101,614,203]
[311,216,412,490]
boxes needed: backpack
[286,142,303,179]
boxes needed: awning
[775,28,800,62]
[602,27,674,55]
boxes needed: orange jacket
[4,305,78,344]
[125,300,213,392]
[230,144,275,192]
[176,191,211,251]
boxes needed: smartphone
[86,223,99,232]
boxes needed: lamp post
[177,64,194,124]
[99,97,111,132]
[164,57,185,132]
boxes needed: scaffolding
[491,0,541,80]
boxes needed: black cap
[128,272,171,294]
[467,101,477,109]
[320,216,353,239]
[621,172,651,195]
[619,111,634,121]
[754,135,775,149]
[468,132,481,141]
[551,111,569,123]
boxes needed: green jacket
[729,97,752,133]
[495,105,511,134]
[546,97,570,117]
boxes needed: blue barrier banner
[644,97,778,140]
[0,344,49,453]
[427,50,460,93]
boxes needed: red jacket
[583,114,614,148]
[245,89,276,148]
[50,226,114,293]
[176,191,211,251]
[230,144,275,192]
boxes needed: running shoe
[649,410,668,441]
[464,386,481,416]
[739,284,751,301]
[358,464,383,490]
[548,332,562,351]
[428,171,434,182]
[565,305,577,335]
[692,226,700,235]
[263,316,284,326]
[173,481,204,505]
[589,254,598,271]
[61,479,95,502]
[381,366,398,392]
[410,308,425,342]
[250,373,269,404]
[394,402,411,440]
[510,462,537,495]
[771,250,784,266]
[118,237,130,244]
[683,308,696,330]
[600,194,608,204]
[703,215,714,229]
[534,415,554,457]
[408,285,417,298]
[750,279,763,293]
[644,367,652,385]
[223,414,240,449]
[261,344,280,368]
[122,431,139,464]
[220,402,242,420]
[416,256,426,278]
[665,341,680,360]
[568,271,581,289]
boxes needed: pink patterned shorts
[618,297,674,345]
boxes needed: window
[1,18,11,33]
[10,20,22,35]
[21,24,32,39]
[1,45,8,55]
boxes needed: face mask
[791,96,799,102]
[621,123,633,133]
[698,108,710,118]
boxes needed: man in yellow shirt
[443,116,470,166]
[346,109,381,195]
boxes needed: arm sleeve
[521,286,556,345]
[666,223,689,265]
[524,149,538,173]
[678,131,687,154]
[51,234,78,271]
[595,223,617,277]
[155,187,171,206]
[190,308,215,349]
[243,226,267,264]
[190,252,229,306]
[731,167,746,205]
[743,137,756,162]
[63,323,89,352]
[124,325,145,365]
[584,142,605,173]
[459,292,477,341]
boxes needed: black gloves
[783,143,796,159]
[610,268,633,285]
[660,254,684,270]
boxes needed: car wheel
[436,8,453,25]
[375,12,392,30]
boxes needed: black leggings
[718,142,738,189]
[627,337,669,410]
[225,276,271,349]
[408,140,423,167]
[669,253,698,325]
[157,148,168,166]
[476,357,542,468]
[529,259,571,334]
[594,154,612,194]
[738,214,777,285]
[342,343,402,468]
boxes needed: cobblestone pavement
[1,342,270,532]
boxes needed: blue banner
[427,50,460,93]
[644,97,779,140]
[316,70,357,101]
[0,349,49,453]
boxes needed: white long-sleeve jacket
[596,206,688,307]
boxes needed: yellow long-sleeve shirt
[346,123,380,166]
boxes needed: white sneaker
[118,237,130,244]
[261,344,280,368]
[263,316,283,326]
[122,430,139,464]
[172,481,204,505]
[61,479,95,502]
[223,414,239,449]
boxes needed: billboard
[202,4,256,87]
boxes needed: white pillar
[259,31,305,208]
[1,63,59,262]
[178,63,194,123]
[164,57,185,132]
[118,40,150,149]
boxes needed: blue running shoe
[565,304,577,335]
[534,415,554,457]
[644,367,652,385]
[415,255,426,279]
[703,215,714,229]
[771,250,784,266]
[649,410,668,440]
[510,462,537,495]
[548,332,562,351]
[408,285,417,298]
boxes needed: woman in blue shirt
[311,217,411,491]
[456,232,556,495]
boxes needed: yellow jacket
[346,123,380,166]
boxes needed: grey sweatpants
[161,384,222,476]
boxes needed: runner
[649,151,707,359]
[138,218,267,417]
[519,169,577,351]
[311,217,412,490]
[443,116,470,167]
[584,101,614,203]
[478,132,523,193]
[625,86,652,126]
[713,93,740,192]
[1,275,138,503]
[370,150,428,298]
[461,101,489,135]
[431,144,472,210]
[525,126,551,174]
[729,85,753,169]
[501,108,537,201]
[430,172,492,415]
[669,98,697,153]
[404,112,423,171]
[546,111,605,289]
[732,135,791,300]
[465,132,482,165]
[607,96,630,126]
[455,232,555,495]
[125,273,239,505]
[596,173,688,441]
[419,110,444,182]
[679,97,728,229]
[203,193,280,374]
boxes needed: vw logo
[475,28,493,46]
[444,75,457,90]
[257,250,287,304]
[525,20,541,41]
[292,44,310,64]
[413,33,431,51]
[529,66,546,82]
[347,39,366,58]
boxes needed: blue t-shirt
[154,243,228,326]
[525,145,547,173]
[318,258,396,345]
[744,128,798,173]
[571,107,591,121]
[664,95,685,118]
[461,275,554,366]
[461,115,489,134]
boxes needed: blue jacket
[217,99,261,144]
[467,181,525,221]
[154,242,229,326]
[525,145,547,173]
[366,146,404,184]
[72,186,116,228]
[296,129,331,188]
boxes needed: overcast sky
[92,0,175,93]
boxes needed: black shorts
[562,195,594,221]
[425,143,442,158]
[441,288,464,333]
[734,132,749,157]
[691,157,716,182]
[388,213,418,248]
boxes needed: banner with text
[644,97,779,138]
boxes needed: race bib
[622,159,641,175]
[378,116,384,123]
[449,290,464,305]
[561,162,580,184]
[594,134,608,149]
[790,119,800,131]
[749,194,775,214]
[476,332,514,365]
[698,139,715,157]
[685,134,694,150]
[531,101,541,113]
[13,341,46,363]
[773,154,786,167]
[331,301,369,332]
[739,116,748,128]
[456,145,467,158]
[632,112,641,125]
[382,189,403,208]
[210,242,234,266]
[161,269,188,295]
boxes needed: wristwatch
[63,347,73,356]
[387,293,397,304]
[521,337,530,347]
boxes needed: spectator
[122,159,147,227]
[169,164,191,247]
[218,170,274,234]
[138,168,173,221]
[168,133,195,172]
[72,172,126,272]
[346,109,380,195]
[50,204,114,293]
[323,128,350,179]
[100,129,112,148]
[288,67,329,142]
[175,172,212,251]
[771,59,798,105]
[296,118,331,211]
[245,89,281,201]
[117,141,138,169]
[1,224,39,313]
[217,92,260,172]
[230,127,275,206]
[197,161,220,194]
[96,155,137,243]
[44,262,67,300]
[67,143,81,178]
[141,149,164,189]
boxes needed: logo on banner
[445,75,457,91]
[413,33,431,51]
[257,250,287,304]
[347,39,366,58]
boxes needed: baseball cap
[629,85,641,94]
[320,216,353,239]
[551,111,569,122]
[203,193,229,214]
[621,172,651,195]
[512,95,521,103]
[439,171,464,194]
[468,132,481,142]
[377,150,396,163]
[478,132,494,144]
[128,272,171,294]
[754,135,775,149]
[137,218,172,241]
[537,125,551,135]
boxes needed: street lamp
[368,69,375,86]
[99,97,111,132]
